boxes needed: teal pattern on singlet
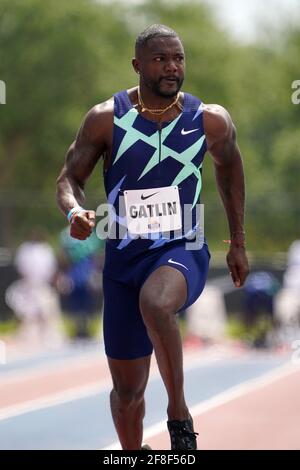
[103,89,207,252]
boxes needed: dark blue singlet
[102,90,210,359]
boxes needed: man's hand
[70,210,96,240]
[226,245,249,288]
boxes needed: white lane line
[1,337,253,387]
[0,353,108,387]
[0,348,201,385]
[0,379,111,422]
[103,362,299,450]
[0,350,236,422]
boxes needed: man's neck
[128,87,183,124]
[138,84,178,109]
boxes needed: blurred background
[0,0,300,450]
[1,0,300,349]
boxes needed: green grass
[226,314,273,347]
[0,319,19,336]
[61,313,102,339]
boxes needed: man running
[56,24,249,450]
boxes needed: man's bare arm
[204,104,249,287]
[56,99,113,239]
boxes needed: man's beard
[150,77,184,98]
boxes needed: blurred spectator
[244,271,280,320]
[275,240,300,329]
[56,227,104,339]
[185,284,227,345]
[5,229,64,348]
[243,271,281,347]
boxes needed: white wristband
[67,206,84,223]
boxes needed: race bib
[123,186,182,235]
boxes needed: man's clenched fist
[70,210,96,240]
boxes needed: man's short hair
[135,24,180,56]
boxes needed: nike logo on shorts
[141,191,159,200]
[181,128,200,136]
[168,258,188,270]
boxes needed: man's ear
[132,58,140,75]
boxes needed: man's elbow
[56,168,67,188]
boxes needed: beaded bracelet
[223,231,246,245]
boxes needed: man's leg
[139,266,189,421]
[108,355,151,450]
[103,274,153,449]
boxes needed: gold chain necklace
[137,87,182,116]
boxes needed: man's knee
[139,267,187,331]
[139,292,176,331]
[111,386,145,410]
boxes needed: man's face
[134,36,185,97]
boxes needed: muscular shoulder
[202,104,234,149]
[83,98,114,134]
[76,97,114,149]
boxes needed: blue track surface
[0,351,286,450]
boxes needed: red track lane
[0,347,210,411]
[0,357,110,408]
[145,367,300,450]
[3,345,293,450]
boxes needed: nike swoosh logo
[141,192,159,200]
[168,258,188,270]
[181,128,200,135]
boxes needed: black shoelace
[168,423,199,450]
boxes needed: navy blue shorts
[103,241,211,360]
